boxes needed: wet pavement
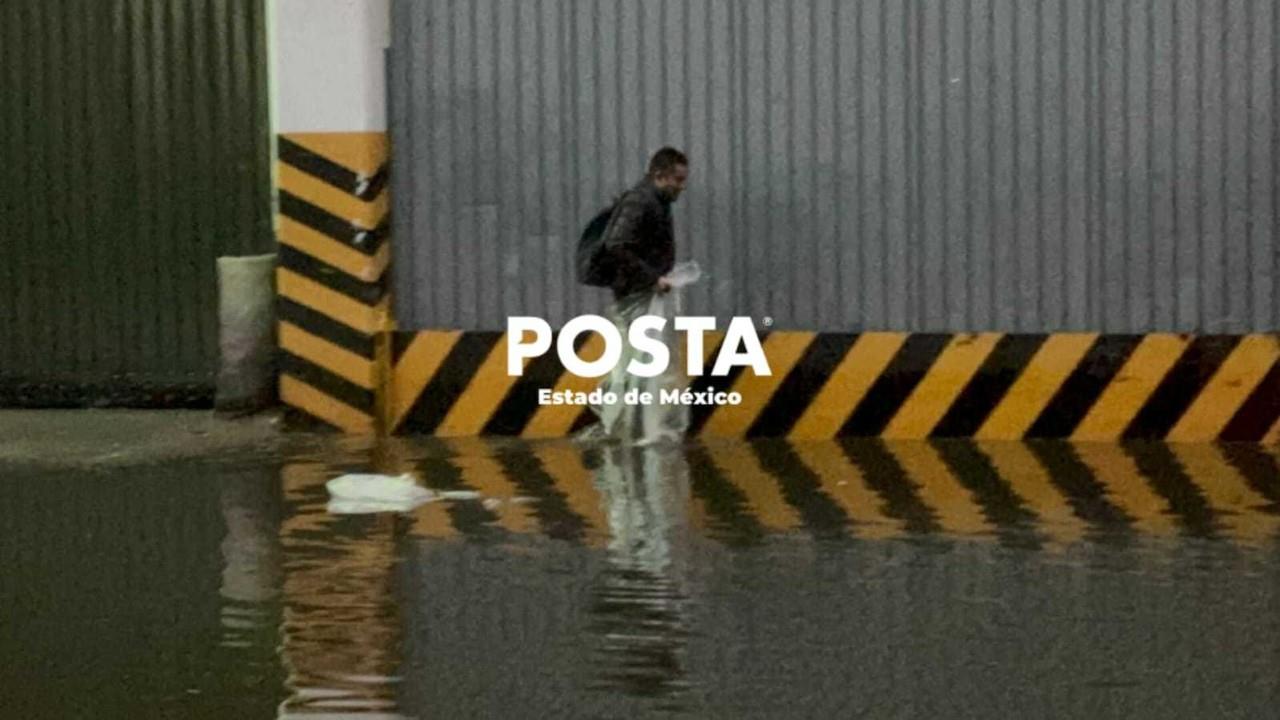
[2,434,1279,719]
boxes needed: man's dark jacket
[601,177,675,300]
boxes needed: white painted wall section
[273,0,390,132]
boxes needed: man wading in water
[581,147,692,445]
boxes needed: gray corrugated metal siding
[389,0,1279,333]
[0,0,273,398]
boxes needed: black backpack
[576,202,617,287]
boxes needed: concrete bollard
[215,254,277,415]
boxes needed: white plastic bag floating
[326,473,436,514]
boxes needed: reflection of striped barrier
[278,462,402,715]
[279,440,1280,548]
[384,331,1280,441]
[275,133,391,434]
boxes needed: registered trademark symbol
[763,317,773,327]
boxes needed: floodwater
[2,438,1279,719]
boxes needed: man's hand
[656,277,673,294]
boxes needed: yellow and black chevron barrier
[280,439,1280,548]
[275,133,391,434]
[271,149,1280,443]
[385,331,1280,442]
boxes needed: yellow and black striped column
[275,133,390,433]
[386,331,1280,442]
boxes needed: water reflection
[258,437,1280,720]
[366,439,1280,549]
[218,472,282,651]
[0,460,288,719]
[277,462,408,719]
[586,444,696,705]
[3,438,1279,718]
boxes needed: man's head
[647,146,689,202]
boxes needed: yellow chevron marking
[704,441,801,531]
[280,375,374,434]
[279,216,389,283]
[436,335,529,437]
[1168,336,1280,442]
[789,333,909,440]
[281,462,326,500]
[279,321,374,390]
[521,333,607,438]
[700,332,817,437]
[1170,444,1280,546]
[532,443,608,545]
[279,162,388,227]
[409,495,459,539]
[1072,334,1191,441]
[1265,417,1280,446]
[886,441,993,537]
[1072,444,1177,536]
[280,462,330,535]
[446,443,537,534]
[277,267,381,335]
[794,441,903,539]
[285,132,389,178]
[978,442,1087,548]
[976,334,1099,440]
[883,333,1003,439]
[390,331,462,432]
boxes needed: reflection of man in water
[586,445,697,705]
[584,148,693,445]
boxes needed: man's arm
[601,190,663,292]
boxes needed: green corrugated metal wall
[0,0,272,406]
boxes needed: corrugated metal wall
[390,0,1279,333]
[0,0,272,396]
